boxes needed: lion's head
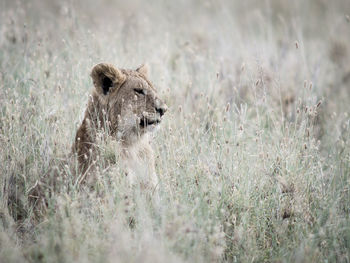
[90,63,167,144]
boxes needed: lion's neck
[119,134,157,186]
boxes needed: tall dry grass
[0,0,349,262]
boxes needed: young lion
[72,63,167,187]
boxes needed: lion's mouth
[139,117,161,128]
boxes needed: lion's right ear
[90,63,126,95]
[136,64,149,77]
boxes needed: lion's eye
[134,88,145,95]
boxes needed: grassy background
[0,0,350,262]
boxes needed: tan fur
[72,63,167,187]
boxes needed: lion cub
[73,63,167,188]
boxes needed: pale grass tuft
[1,0,350,263]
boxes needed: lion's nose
[156,104,167,117]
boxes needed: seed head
[225,103,230,112]
[295,40,299,49]
[241,63,245,72]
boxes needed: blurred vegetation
[0,0,349,262]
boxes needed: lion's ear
[90,63,126,95]
[136,64,149,77]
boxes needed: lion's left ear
[136,64,149,77]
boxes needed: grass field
[1,0,350,262]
